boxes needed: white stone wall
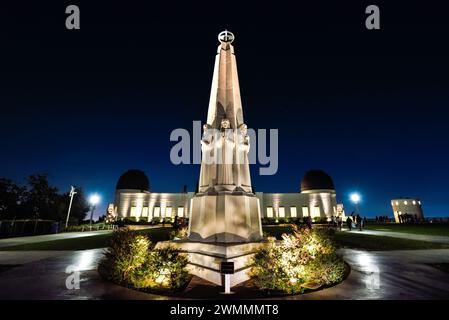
[115,189,338,221]
[114,190,194,221]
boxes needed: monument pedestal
[155,240,266,287]
[188,192,263,243]
[157,192,265,287]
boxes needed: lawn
[0,227,173,251]
[2,225,448,252]
[263,225,449,250]
[334,231,449,251]
[365,223,449,236]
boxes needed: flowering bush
[99,228,189,291]
[250,225,346,294]
[170,227,189,240]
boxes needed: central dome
[116,169,150,191]
[300,170,335,192]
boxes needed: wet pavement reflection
[0,248,448,299]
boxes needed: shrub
[151,217,161,225]
[170,227,189,240]
[250,225,346,294]
[163,217,173,224]
[130,247,189,290]
[99,228,150,283]
[99,228,189,291]
[313,217,328,224]
[123,217,137,224]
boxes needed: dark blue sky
[1,1,449,218]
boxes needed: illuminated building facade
[391,197,424,223]
[114,169,341,222]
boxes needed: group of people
[397,213,420,224]
[328,214,366,231]
[346,214,366,231]
[329,215,343,231]
[375,215,390,223]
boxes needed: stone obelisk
[188,31,263,243]
[157,31,264,287]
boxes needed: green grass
[334,231,449,251]
[263,225,449,251]
[365,223,449,236]
[0,227,173,251]
[3,224,448,252]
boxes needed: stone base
[188,192,263,243]
[155,240,266,287]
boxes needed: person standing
[357,214,362,231]
[346,216,352,231]
[337,216,342,231]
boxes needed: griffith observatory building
[113,169,343,222]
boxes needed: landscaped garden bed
[98,226,349,297]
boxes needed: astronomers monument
[157,30,264,287]
[188,30,263,243]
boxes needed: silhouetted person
[173,215,179,230]
[356,214,362,231]
[346,216,352,231]
[337,216,342,231]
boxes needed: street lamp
[350,192,361,214]
[89,193,101,230]
[65,186,77,228]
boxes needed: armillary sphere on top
[218,30,235,44]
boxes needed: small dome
[116,169,150,191]
[301,170,335,192]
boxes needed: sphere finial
[218,30,234,44]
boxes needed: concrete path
[0,251,67,265]
[342,228,449,244]
[0,249,165,300]
[1,248,449,299]
[0,230,112,249]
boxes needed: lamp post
[350,192,361,214]
[89,194,100,231]
[65,186,77,228]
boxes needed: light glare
[350,193,361,203]
[89,194,101,205]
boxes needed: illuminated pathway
[0,230,112,249]
[341,229,449,244]
[1,248,449,299]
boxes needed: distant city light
[89,194,101,206]
[350,193,361,204]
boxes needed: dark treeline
[0,174,89,224]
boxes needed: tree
[0,178,25,219]
[22,174,60,220]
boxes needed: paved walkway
[1,248,448,299]
[0,230,112,248]
[342,229,449,244]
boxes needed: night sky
[1,1,449,218]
